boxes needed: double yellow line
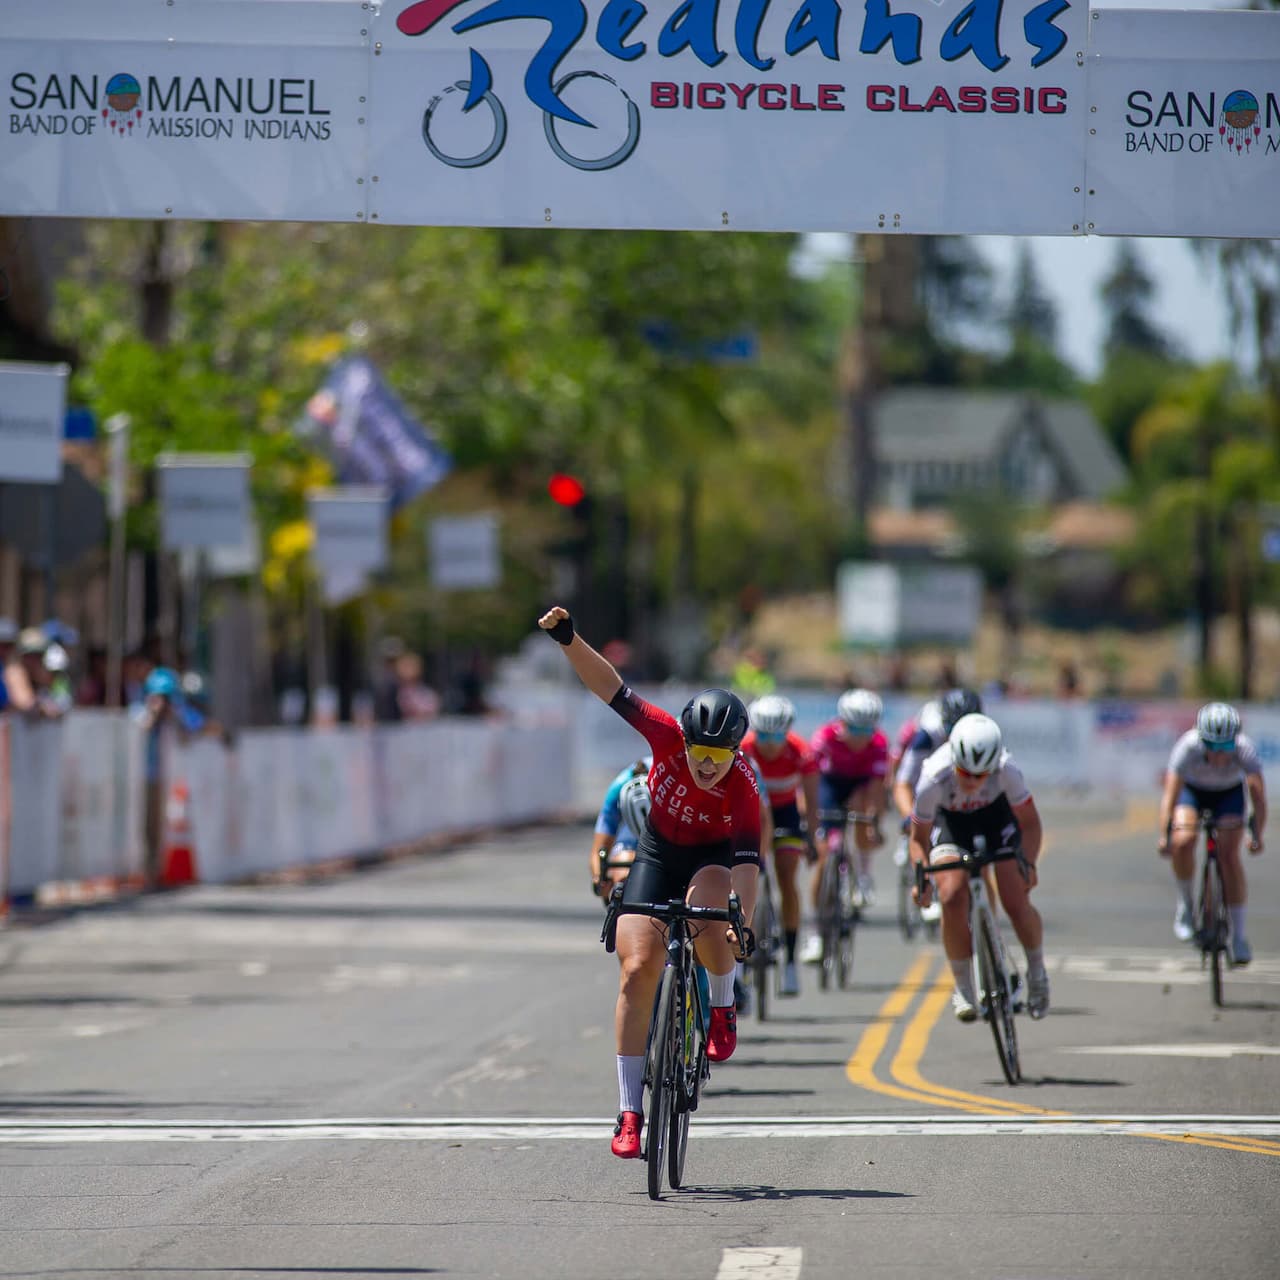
[846,953,1280,1157]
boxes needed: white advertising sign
[308,486,388,573]
[1084,10,1280,238]
[838,560,981,648]
[0,0,370,222]
[429,512,500,589]
[157,453,252,550]
[369,0,1088,234]
[0,360,68,483]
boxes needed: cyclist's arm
[1246,773,1266,850]
[892,777,915,821]
[1157,769,1182,845]
[1013,796,1042,863]
[537,607,622,703]
[907,817,932,870]
[589,831,613,886]
[800,771,820,836]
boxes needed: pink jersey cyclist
[811,721,889,811]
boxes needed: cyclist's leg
[1169,792,1201,936]
[848,778,884,902]
[806,776,849,960]
[929,811,977,1017]
[1210,784,1250,960]
[687,861,745,1061]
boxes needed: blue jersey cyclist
[1157,702,1267,963]
[589,756,653,900]
[538,605,760,1162]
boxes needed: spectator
[394,652,441,721]
[1057,661,1081,699]
[8,627,50,719]
[132,666,184,888]
[373,636,406,722]
[122,650,153,709]
[41,643,74,717]
[76,645,108,707]
[0,617,16,712]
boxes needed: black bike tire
[977,912,1021,1085]
[646,966,676,1199]
[818,854,838,991]
[1203,861,1226,1008]
[753,883,772,1022]
[836,861,855,990]
[898,860,918,941]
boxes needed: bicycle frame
[917,838,1026,1085]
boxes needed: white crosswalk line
[716,1247,803,1280]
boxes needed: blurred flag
[297,356,450,508]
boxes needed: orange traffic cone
[159,779,198,888]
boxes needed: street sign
[429,513,500,590]
[157,453,252,550]
[0,360,68,483]
[308,486,389,573]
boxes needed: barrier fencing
[4,691,1279,907]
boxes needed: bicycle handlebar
[818,808,879,827]
[600,886,753,960]
[913,844,1028,898]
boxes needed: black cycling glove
[545,612,575,645]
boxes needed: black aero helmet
[940,687,982,735]
[680,687,749,749]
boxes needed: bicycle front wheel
[836,861,856,990]
[976,912,1021,1085]
[1200,861,1227,1008]
[645,966,677,1199]
[752,881,777,1021]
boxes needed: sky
[800,0,1249,380]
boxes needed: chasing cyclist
[538,606,760,1160]
[1157,702,1266,964]
[742,694,820,996]
[801,689,888,961]
[909,713,1050,1021]
[590,756,653,901]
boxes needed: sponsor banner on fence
[1085,9,1280,237]
[369,0,1088,233]
[0,0,370,221]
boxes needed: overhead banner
[0,0,370,222]
[1084,9,1280,238]
[0,360,68,483]
[157,453,252,551]
[369,0,1089,234]
[3,3,1277,235]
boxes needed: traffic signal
[547,473,586,508]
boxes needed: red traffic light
[548,473,586,507]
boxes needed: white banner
[157,453,252,550]
[1084,9,1280,238]
[0,360,68,483]
[0,0,370,222]
[369,0,1088,233]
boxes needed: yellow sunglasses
[686,742,735,765]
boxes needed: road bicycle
[815,808,879,990]
[749,826,808,1020]
[602,887,751,1200]
[916,835,1027,1085]
[894,826,940,943]
[1191,809,1242,1009]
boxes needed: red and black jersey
[609,686,761,862]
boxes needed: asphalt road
[1,797,1278,1279]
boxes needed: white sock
[1024,946,1045,978]
[1229,905,1247,940]
[708,969,736,1007]
[617,1054,645,1114]
[949,957,975,998]
[1176,878,1194,910]
[857,849,874,878]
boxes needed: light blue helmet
[1196,702,1240,745]
[144,667,181,698]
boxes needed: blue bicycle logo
[422,49,641,171]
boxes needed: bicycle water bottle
[695,965,711,1024]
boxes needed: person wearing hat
[3,626,49,719]
[134,667,183,888]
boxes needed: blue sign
[63,406,96,439]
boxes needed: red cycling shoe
[611,1110,643,1158]
[706,1005,737,1062]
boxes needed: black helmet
[680,688,748,750]
[940,687,983,735]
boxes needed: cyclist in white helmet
[909,713,1049,1021]
[1157,702,1266,963]
[742,694,821,995]
[589,756,653,901]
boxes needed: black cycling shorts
[621,821,733,907]
[928,793,1020,859]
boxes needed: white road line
[0,1116,1277,1143]
[716,1248,803,1280]
[1063,1044,1280,1058]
